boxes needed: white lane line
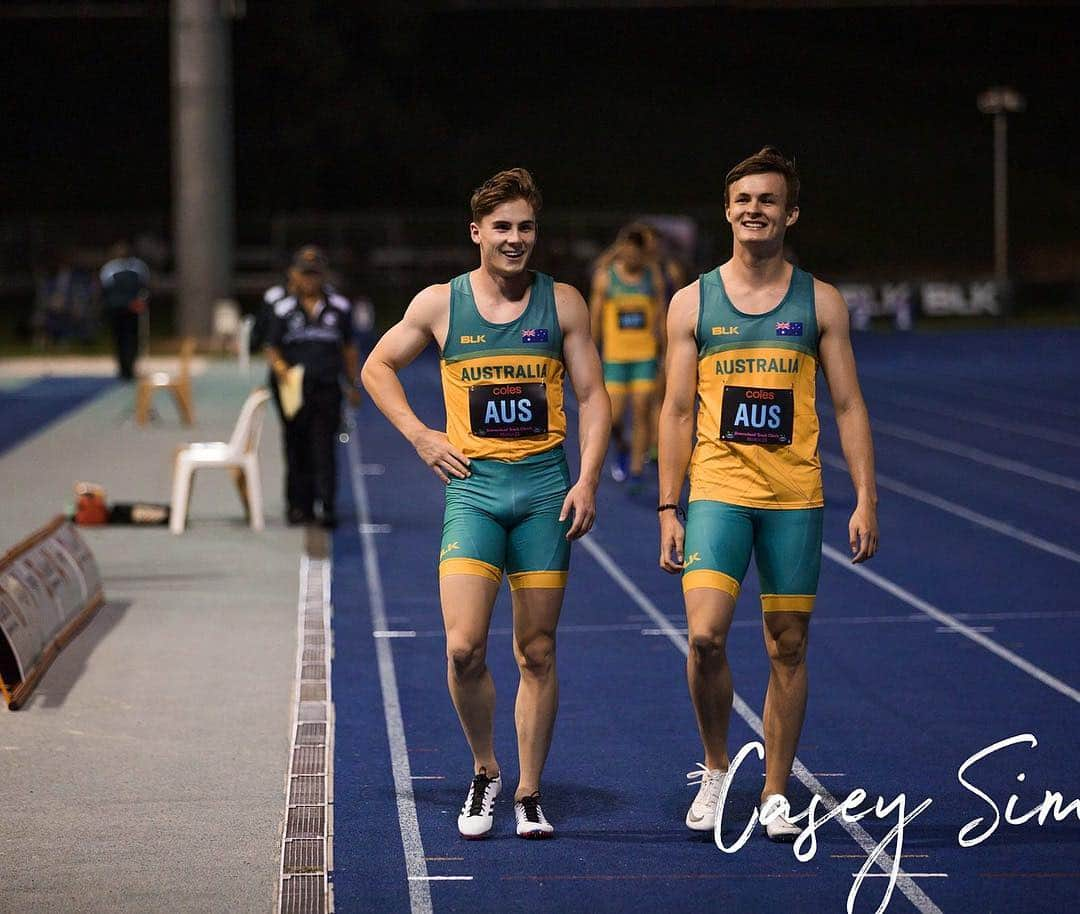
[857,873,948,879]
[835,413,1080,493]
[821,451,1080,565]
[857,368,1080,420]
[821,544,1080,705]
[346,434,434,914]
[374,630,418,638]
[580,536,944,914]
[935,626,995,634]
[409,876,474,882]
[865,391,1080,448]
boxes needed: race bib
[719,386,794,445]
[469,383,548,439]
[617,310,646,330]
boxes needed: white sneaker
[685,763,728,831]
[759,794,802,842]
[457,768,501,839]
[514,792,554,838]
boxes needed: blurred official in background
[100,241,150,380]
[265,246,361,528]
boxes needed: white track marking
[856,368,1080,420]
[821,544,1080,705]
[580,536,944,914]
[820,452,1080,565]
[864,391,1080,448]
[409,876,474,882]
[857,874,948,879]
[824,411,1080,493]
[346,434,434,914]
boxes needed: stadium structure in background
[0,0,1076,337]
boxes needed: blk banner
[0,517,105,710]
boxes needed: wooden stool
[135,337,196,426]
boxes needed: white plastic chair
[169,387,272,534]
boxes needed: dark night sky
[2,2,1077,274]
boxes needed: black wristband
[657,503,686,521]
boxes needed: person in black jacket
[265,246,362,528]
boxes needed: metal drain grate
[292,745,325,775]
[286,805,325,840]
[296,723,327,745]
[284,839,325,874]
[281,874,324,914]
[298,702,326,723]
[299,682,326,701]
[278,555,332,914]
[289,776,326,806]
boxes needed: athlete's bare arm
[557,281,611,540]
[816,279,879,563]
[657,282,699,572]
[361,284,471,484]
[588,268,608,347]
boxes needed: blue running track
[0,376,116,456]
[331,329,1079,914]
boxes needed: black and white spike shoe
[514,792,554,839]
[457,768,501,839]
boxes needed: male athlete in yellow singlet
[658,148,878,840]
[363,169,610,839]
[590,223,666,489]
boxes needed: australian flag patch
[775,321,803,337]
[521,328,549,343]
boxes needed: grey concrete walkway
[0,364,304,913]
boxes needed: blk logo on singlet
[719,386,794,446]
[469,383,549,439]
[712,325,740,336]
[460,334,487,345]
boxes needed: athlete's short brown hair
[724,146,800,211]
[616,221,655,250]
[470,168,543,223]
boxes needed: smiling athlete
[362,168,610,840]
[657,147,879,840]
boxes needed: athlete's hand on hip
[560,481,596,540]
[658,513,685,574]
[848,503,879,563]
[412,428,471,483]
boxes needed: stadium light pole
[976,86,1025,283]
[171,0,240,339]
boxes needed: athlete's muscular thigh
[440,575,501,670]
[685,587,737,655]
[511,586,564,673]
